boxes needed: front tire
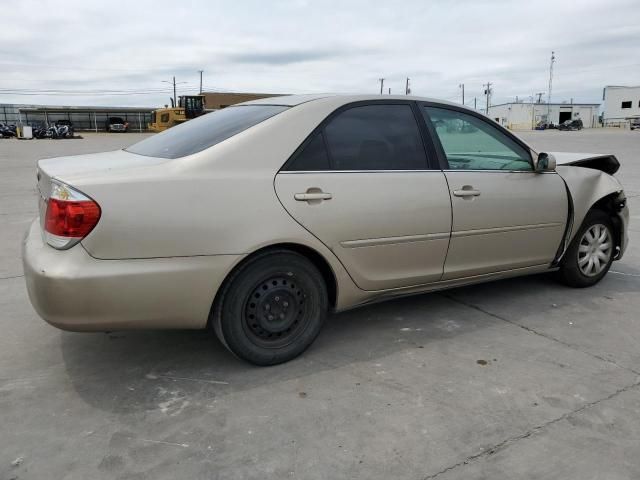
[557,210,615,288]
[213,250,328,366]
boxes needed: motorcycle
[31,123,49,139]
[46,122,75,139]
[0,123,17,138]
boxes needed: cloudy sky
[1,0,639,108]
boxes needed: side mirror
[536,152,556,172]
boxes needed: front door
[275,102,452,291]
[422,105,568,280]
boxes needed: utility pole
[459,83,465,105]
[483,82,492,115]
[530,95,535,129]
[379,78,385,95]
[198,70,204,94]
[547,51,555,121]
[161,76,187,107]
[474,97,477,110]
[172,76,176,106]
[535,92,545,104]
[405,77,411,95]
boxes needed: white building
[487,102,600,130]
[603,86,640,126]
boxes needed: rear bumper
[22,220,242,331]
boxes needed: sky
[1,0,640,109]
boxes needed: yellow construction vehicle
[148,95,206,132]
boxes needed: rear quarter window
[127,105,288,159]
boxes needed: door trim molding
[341,232,450,248]
[451,222,564,238]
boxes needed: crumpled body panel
[555,165,628,258]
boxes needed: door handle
[453,187,481,197]
[294,191,333,201]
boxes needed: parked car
[23,94,629,365]
[535,121,557,130]
[106,116,129,132]
[630,118,640,130]
[558,119,583,131]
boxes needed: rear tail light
[44,180,101,249]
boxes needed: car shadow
[59,270,638,415]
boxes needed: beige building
[202,92,283,110]
[488,102,600,129]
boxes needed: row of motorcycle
[0,121,75,139]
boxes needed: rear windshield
[126,105,289,159]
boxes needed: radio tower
[547,51,555,120]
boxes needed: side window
[323,104,427,170]
[287,132,331,171]
[424,107,532,171]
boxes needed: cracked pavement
[1,130,639,479]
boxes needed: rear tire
[212,250,328,366]
[557,210,615,288]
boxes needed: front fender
[556,165,628,258]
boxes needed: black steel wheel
[213,250,328,365]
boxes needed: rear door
[422,104,568,280]
[275,101,452,291]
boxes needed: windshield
[126,105,289,159]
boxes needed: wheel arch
[555,166,626,262]
[207,242,338,329]
[589,192,626,258]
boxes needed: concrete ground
[1,129,639,480]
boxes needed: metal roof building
[488,102,600,130]
[0,104,154,131]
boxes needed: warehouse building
[201,91,282,109]
[487,102,600,130]
[602,85,640,126]
[0,103,154,131]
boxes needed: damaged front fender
[555,165,628,260]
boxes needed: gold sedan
[23,94,628,365]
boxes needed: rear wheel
[557,210,615,287]
[213,250,328,366]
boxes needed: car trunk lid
[36,149,168,230]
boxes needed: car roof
[240,93,468,110]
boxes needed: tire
[557,210,615,287]
[212,250,328,365]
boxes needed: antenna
[547,51,555,119]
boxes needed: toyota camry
[23,94,629,365]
